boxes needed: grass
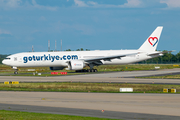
[0,82,179,93]
[0,110,117,120]
[138,74,180,79]
[0,64,180,76]
[96,64,180,71]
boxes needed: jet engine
[49,67,66,70]
[66,60,85,70]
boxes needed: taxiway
[0,91,180,120]
[0,68,180,84]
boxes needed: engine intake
[66,60,85,70]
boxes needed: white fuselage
[2,50,158,68]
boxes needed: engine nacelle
[49,67,66,70]
[66,60,85,70]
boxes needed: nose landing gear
[14,70,18,74]
[12,66,18,74]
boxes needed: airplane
[2,26,169,74]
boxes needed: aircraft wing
[84,53,138,62]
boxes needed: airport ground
[0,64,180,76]
[1,68,180,84]
[1,65,180,119]
[1,92,180,120]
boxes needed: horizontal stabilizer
[148,51,174,56]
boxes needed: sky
[0,0,180,54]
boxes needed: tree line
[0,54,9,64]
[65,48,90,51]
[0,50,180,64]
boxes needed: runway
[0,91,180,120]
[0,68,180,84]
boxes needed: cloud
[160,0,180,8]
[0,0,21,9]
[73,0,180,9]
[1,0,178,10]
[0,29,11,35]
[74,0,88,7]
[74,0,142,8]
[119,0,142,8]
[32,0,58,11]
[0,0,58,11]
[87,1,98,6]
[6,0,22,8]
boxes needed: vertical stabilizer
[139,26,163,51]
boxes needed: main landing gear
[76,63,98,73]
[75,69,98,73]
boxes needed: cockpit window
[5,58,11,60]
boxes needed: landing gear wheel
[76,69,98,73]
[14,71,18,74]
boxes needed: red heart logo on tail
[148,37,158,47]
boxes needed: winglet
[139,26,163,51]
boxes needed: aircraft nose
[2,60,5,64]
[2,59,8,65]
